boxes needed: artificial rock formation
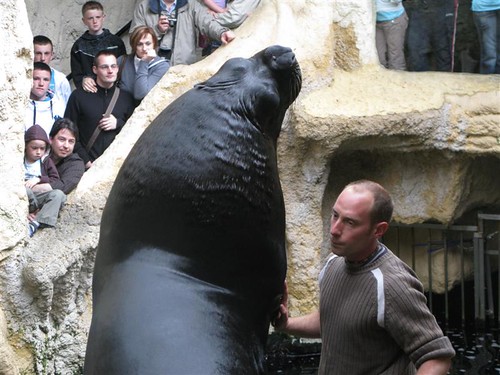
[0,0,499,373]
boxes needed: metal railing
[384,213,500,327]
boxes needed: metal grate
[383,213,500,326]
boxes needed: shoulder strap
[86,87,121,153]
[104,87,120,117]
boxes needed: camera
[161,11,177,27]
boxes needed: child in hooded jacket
[24,124,66,237]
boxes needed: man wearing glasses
[65,50,135,169]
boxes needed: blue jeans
[406,1,454,72]
[473,9,500,74]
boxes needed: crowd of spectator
[375,0,499,73]
[23,0,260,237]
[22,0,498,238]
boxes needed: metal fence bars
[383,213,500,326]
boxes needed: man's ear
[92,65,97,76]
[374,222,389,239]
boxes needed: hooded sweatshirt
[24,124,60,184]
[25,94,66,137]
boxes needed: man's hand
[82,77,97,93]
[416,357,452,375]
[31,183,52,193]
[98,114,118,131]
[220,30,236,45]
[142,49,157,62]
[27,209,40,222]
[158,14,171,34]
[271,282,321,338]
[85,161,93,170]
[25,177,41,189]
[272,281,289,331]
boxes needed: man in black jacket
[65,50,135,169]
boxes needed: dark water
[265,329,500,374]
[448,329,500,374]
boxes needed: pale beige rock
[0,1,33,371]
[0,0,499,372]
[0,0,32,255]
[0,308,20,375]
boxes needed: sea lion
[84,45,302,374]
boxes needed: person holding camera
[131,0,178,60]
[131,0,235,65]
[117,26,170,104]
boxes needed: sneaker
[28,221,40,237]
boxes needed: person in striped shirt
[273,180,455,375]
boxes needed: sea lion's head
[254,45,302,109]
[196,45,302,143]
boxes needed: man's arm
[31,183,52,193]
[416,357,452,375]
[134,58,169,100]
[116,37,127,58]
[40,157,60,184]
[281,311,321,338]
[48,156,85,194]
[215,0,261,28]
[70,42,85,89]
[220,30,236,45]
[272,281,321,338]
[131,1,168,39]
[194,0,233,42]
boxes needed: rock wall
[0,0,499,373]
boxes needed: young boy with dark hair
[33,35,72,105]
[24,124,66,237]
[70,1,126,92]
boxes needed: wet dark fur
[84,45,302,375]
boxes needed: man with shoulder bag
[64,50,135,169]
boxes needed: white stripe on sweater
[371,268,385,328]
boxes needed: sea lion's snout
[263,45,298,71]
[275,51,297,70]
